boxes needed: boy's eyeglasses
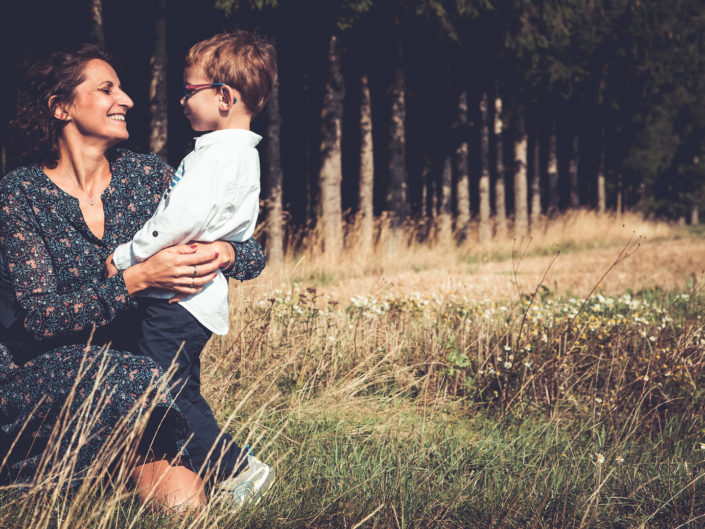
[182,82,225,100]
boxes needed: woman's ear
[49,96,71,122]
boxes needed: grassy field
[2,211,705,528]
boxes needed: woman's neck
[49,137,112,191]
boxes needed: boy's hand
[105,253,119,279]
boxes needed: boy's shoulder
[194,129,262,153]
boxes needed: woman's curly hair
[9,44,115,169]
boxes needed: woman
[0,45,265,509]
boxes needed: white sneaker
[215,453,274,508]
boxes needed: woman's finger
[176,251,221,268]
[175,272,217,288]
[173,244,198,255]
[178,259,220,278]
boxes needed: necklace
[61,166,99,206]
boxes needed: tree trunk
[478,92,491,243]
[494,86,507,239]
[358,71,375,253]
[148,0,167,161]
[691,206,699,225]
[88,0,105,47]
[569,132,580,208]
[513,107,528,239]
[456,90,470,235]
[530,124,541,229]
[597,138,606,215]
[265,74,284,264]
[438,156,453,245]
[318,34,345,256]
[386,37,408,219]
[547,118,559,214]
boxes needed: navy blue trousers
[136,299,244,482]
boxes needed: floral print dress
[0,149,265,487]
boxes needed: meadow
[2,211,705,528]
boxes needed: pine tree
[547,118,559,214]
[148,0,167,162]
[88,0,105,47]
[455,89,470,235]
[318,33,345,256]
[265,75,284,264]
[358,71,375,253]
[494,84,507,239]
[530,124,541,227]
[478,91,491,242]
[568,132,579,208]
[386,29,409,219]
[438,156,453,245]
[513,106,528,239]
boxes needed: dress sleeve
[229,237,266,281]
[0,187,134,341]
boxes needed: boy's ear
[49,96,71,122]
[218,86,236,110]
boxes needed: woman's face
[63,59,134,146]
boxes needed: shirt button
[152,231,158,237]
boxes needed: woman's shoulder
[0,165,40,195]
[111,148,168,173]
[111,148,173,187]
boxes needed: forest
[1,0,704,260]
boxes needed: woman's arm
[0,190,135,340]
[224,238,266,281]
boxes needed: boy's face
[180,65,221,132]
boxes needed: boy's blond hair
[185,31,277,116]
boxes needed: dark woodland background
[1,0,704,258]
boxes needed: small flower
[595,453,605,464]
[643,374,650,381]
[503,361,513,369]
[594,397,603,404]
[699,443,705,451]
[615,456,624,464]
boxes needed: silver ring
[191,278,195,288]
[192,265,198,276]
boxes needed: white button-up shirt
[113,128,262,335]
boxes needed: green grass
[3,285,705,527]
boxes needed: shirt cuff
[97,271,139,311]
[113,243,136,271]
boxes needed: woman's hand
[122,244,221,299]
[189,241,235,270]
[105,253,119,279]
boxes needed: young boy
[106,31,277,503]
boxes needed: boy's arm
[113,154,222,271]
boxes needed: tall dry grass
[257,209,677,285]
[2,210,703,528]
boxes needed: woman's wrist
[219,242,236,272]
[122,264,148,297]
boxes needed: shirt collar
[194,129,262,150]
